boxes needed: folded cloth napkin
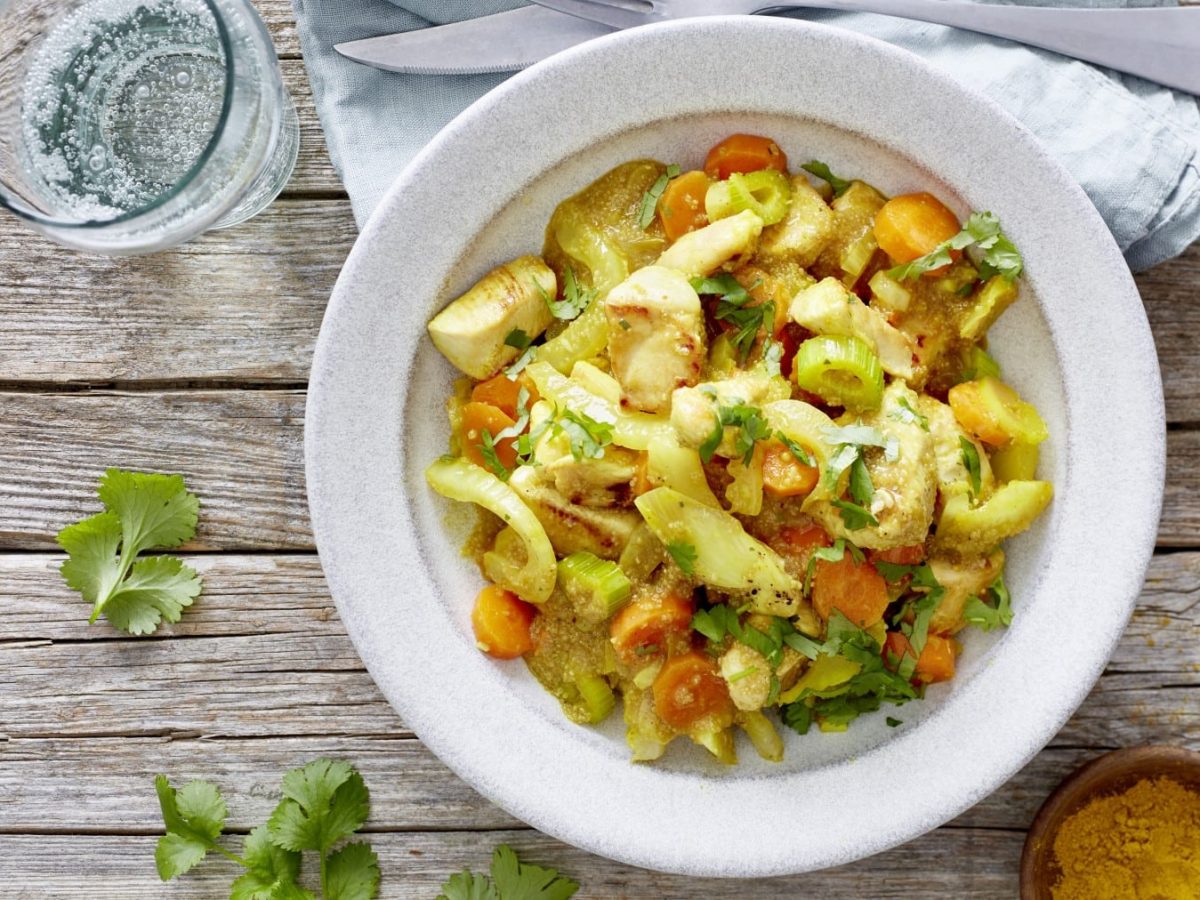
[291,0,1200,271]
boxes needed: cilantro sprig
[156,759,380,899]
[820,423,897,531]
[438,845,579,900]
[691,274,773,364]
[699,401,772,465]
[666,540,698,576]
[541,267,595,322]
[888,211,1023,282]
[963,573,1013,631]
[56,469,202,635]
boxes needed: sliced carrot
[610,592,694,665]
[658,170,711,242]
[472,585,536,659]
[761,439,820,498]
[873,192,961,270]
[652,651,734,730]
[883,632,958,683]
[470,372,538,420]
[777,523,831,555]
[704,133,788,180]
[461,401,519,472]
[812,553,889,628]
[869,544,926,566]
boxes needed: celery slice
[792,334,884,412]
[705,169,792,226]
[839,228,878,284]
[576,674,616,724]
[537,299,610,374]
[558,551,632,625]
[694,727,737,764]
[425,457,557,603]
[725,446,764,515]
[961,346,1001,382]
[935,479,1053,555]
[867,270,912,312]
[646,437,720,508]
[960,275,1019,341]
[634,487,803,618]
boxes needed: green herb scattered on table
[155,758,379,899]
[56,468,202,635]
[438,844,580,900]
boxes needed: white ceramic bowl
[305,17,1164,877]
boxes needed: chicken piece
[670,370,791,456]
[509,466,640,559]
[928,549,1005,633]
[657,209,763,278]
[807,383,937,550]
[427,255,555,379]
[755,176,835,268]
[917,395,995,500]
[604,265,706,414]
[545,445,640,508]
[789,277,916,379]
[719,642,772,712]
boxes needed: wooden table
[1,5,1197,896]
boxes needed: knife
[334,6,614,75]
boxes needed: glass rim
[0,0,236,230]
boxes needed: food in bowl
[424,133,1053,764]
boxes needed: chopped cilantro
[960,436,982,497]
[892,397,930,431]
[542,267,595,321]
[888,211,1023,282]
[667,540,698,576]
[801,160,852,198]
[692,273,773,364]
[618,318,631,331]
[782,700,813,735]
[477,430,511,481]
[776,432,813,467]
[637,163,681,229]
[848,454,874,506]
[557,409,612,460]
[963,573,1013,631]
[727,666,759,684]
[875,561,939,589]
[886,717,903,727]
[832,498,879,531]
[699,402,772,465]
[803,538,864,593]
[504,328,531,350]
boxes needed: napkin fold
[291,0,1200,271]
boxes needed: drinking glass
[0,0,299,254]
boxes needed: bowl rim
[305,15,1165,877]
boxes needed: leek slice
[792,334,884,412]
[425,457,557,603]
[634,487,803,618]
[867,270,912,312]
[694,728,737,764]
[839,228,878,284]
[558,551,632,625]
[935,480,1053,555]
[705,169,793,226]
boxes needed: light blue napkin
[291,0,1200,271]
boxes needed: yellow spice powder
[1051,777,1200,900]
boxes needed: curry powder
[1051,777,1200,899]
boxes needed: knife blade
[334,6,614,75]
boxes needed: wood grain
[0,829,1024,899]
[3,392,1199,549]
[281,58,341,195]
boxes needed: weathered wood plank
[256,0,301,59]
[281,59,341,195]
[2,391,1198,549]
[0,829,1022,898]
[0,392,310,551]
[0,203,353,385]
[1139,243,1200,423]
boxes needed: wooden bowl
[1020,745,1200,899]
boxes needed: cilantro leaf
[963,573,1013,631]
[776,432,813,466]
[439,870,496,900]
[875,561,938,589]
[324,842,381,900]
[888,211,1023,282]
[803,538,863,593]
[154,775,226,881]
[692,274,773,363]
[478,430,512,481]
[557,409,613,461]
[667,540,698,576]
[699,402,772,465]
[230,825,309,900]
[781,700,813,735]
[801,160,852,198]
[543,268,595,321]
[891,397,929,431]
[58,470,202,634]
[638,164,680,229]
[268,759,370,855]
[960,437,982,497]
[848,455,874,507]
[886,717,903,727]
[832,499,878,531]
[490,845,580,900]
[504,329,531,351]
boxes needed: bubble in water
[174,68,191,87]
[133,81,150,99]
